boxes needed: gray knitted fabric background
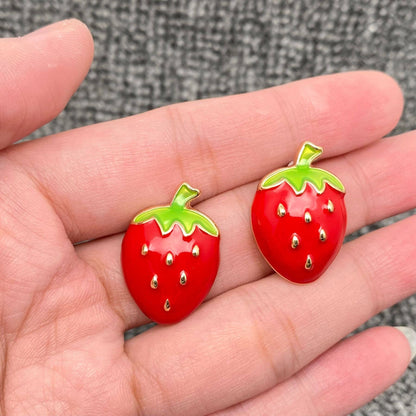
[1,0,416,414]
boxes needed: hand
[1,20,415,416]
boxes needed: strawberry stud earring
[251,142,346,284]
[121,183,220,324]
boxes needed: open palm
[1,20,415,416]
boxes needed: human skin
[0,19,415,415]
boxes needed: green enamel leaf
[260,142,345,194]
[261,166,345,194]
[132,183,219,237]
[133,206,218,236]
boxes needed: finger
[0,19,93,147]
[125,215,416,416]
[6,71,402,242]
[77,133,416,328]
[214,326,415,416]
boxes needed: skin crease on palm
[1,17,416,416]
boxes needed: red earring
[121,183,220,324]
[251,142,346,284]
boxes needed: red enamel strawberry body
[122,183,220,324]
[251,142,346,284]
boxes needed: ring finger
[126,214,416,416]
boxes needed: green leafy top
[260,142,345,194]
[132,183,219,237]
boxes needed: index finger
[4,71,403,242]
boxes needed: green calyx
[132,183,219,237]
[260,142,345,194]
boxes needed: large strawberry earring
[251,142,347,284]
[121,183,220,324]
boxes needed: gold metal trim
[277,203,286,217]
[141,244,149,256]
[192,245,200,257]
[291,235,299,249]
[150,274,158,289]
[166,252,174,266]
[180,270,187,285]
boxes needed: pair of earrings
[121,142,347,324]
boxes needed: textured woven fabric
[1,0,415,414]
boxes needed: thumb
[0,19,94,147]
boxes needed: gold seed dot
[150,274,158,289]
[304,211,312,223]
[305,255,313,270]
[291,235,299,249]
[141,244,149,256]
[164,299,171,312]
[192,245,200,257]
[180,270,187,285]
[166,252,174,266]
[277,203,286,217]
[319,228,327,242]
[327,200,334,213]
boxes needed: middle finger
[77,133,416,328]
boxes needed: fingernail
[394,326,416,361]
[24,19,79,40]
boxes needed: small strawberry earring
[251,142,347,284]
[121,183,220,324]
